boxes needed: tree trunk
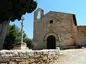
[0,20,9,50]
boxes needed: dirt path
[54,48,86,64]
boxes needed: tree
[0,0,37,49]
[3,24,20,49]
[24,38,32,49]
[0,0,37,22]
[3,24,32,49]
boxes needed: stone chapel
[33,8,86,49]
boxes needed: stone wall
[0,49,59,64]
[77,26,86,45]
[71,20,79,46]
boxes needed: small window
[50,20,53,24]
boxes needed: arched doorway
[47,35,56,49]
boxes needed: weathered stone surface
[33,8,78,49]
[0,49,60,64]
[33,8,86,49]
[77,26,86,46]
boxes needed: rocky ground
[54,48,86,64]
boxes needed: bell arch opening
[37,11,41,19]
[47,35,56,49]
[34,8,44,20]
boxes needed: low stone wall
[0,49,60,64]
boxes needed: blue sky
[10,0,86,39]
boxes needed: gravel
[54,48,86,64]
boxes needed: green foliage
[3,24,18,49]
[24,38,32,49]
[0,0,37,23]
[3,24,32,49]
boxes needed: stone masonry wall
[33,10,76,49]
[0,49,59,64]
[77,26,86,45]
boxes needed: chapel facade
[33,8,86,49]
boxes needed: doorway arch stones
[43,33,59,48]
